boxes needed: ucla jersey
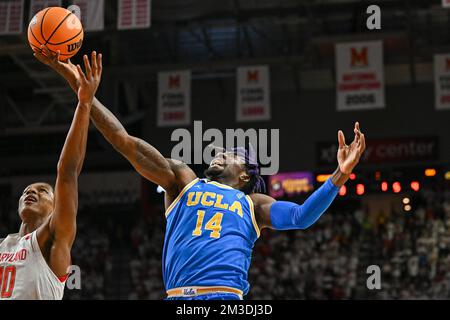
[162,178,260,297]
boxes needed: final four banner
[336,41,385,111]
[236,66,271,122]
[434,54,450,110]
[157,70,191,127]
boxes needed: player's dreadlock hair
[230,146,266,195]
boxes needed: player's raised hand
[34,45,79,79]
[76,51,102,104]
[337,122,366,175]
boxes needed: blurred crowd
[2,183,450,300]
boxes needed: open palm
[337,122,366,175]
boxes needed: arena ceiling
[0,0,447,135]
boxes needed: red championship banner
[118,0,151,30]
[236,66,271,122]
[29,0,61,20]
[71,0,104,32]
[0,0,24,35]
[157,70,191,127]
[443,0,450,8]
[336,41,385,111]
[434,54,450,110]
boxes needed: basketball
[27,7,83,61]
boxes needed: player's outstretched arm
[36,53,102,277]
[34,48,196,194]
[252,122,366,230]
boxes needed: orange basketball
[27,7,83,61]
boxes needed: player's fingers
[97,53,103,78]
[91,51,97,77]
[41,45,52,59]
[83,54,92,80]
[338,130,346,147]
[55,50,61,62]
[353,127,361,144]
[76,64,87,82]
[358,133,366,154]
[33,51,46,64]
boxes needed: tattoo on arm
[89,98,127,150]
[88,98,196,191]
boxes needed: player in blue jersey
[35,50,366,300]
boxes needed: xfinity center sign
[317,137,439,166]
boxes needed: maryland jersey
[0,231,65,300]
[162,178,260,297]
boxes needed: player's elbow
[57,159,78,178]
[111,132,133,154]
[55,223,77,247]
[293,206,325,230]
[160,170,178,192]
[290,205,311,230]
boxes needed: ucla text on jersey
[162,178,260,297]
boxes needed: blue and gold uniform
[162,178,260,300]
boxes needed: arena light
[445,171,450,180]
[356,184,365,196]
[410,181,420,192]
[339,185,347,196]
[349,173,356,180]
[392,182,402,193]
[316,174,331,183]
[404,205,412,212]
[402,197,410,205]
[425,168,436,177]
[381,181,388,192]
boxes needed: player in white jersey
[0,49,102,300]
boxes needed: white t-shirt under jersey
[0,231,65,300]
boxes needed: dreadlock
[230,146,266,194]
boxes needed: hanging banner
[29,0,61,20]
[157,70,191,127]
[118,0,151,30]
[236,65,271,122]
[70,0,104,32]
[0,0,24,35]
[434,54,450,110]
[336,41,385,111]
[443,0,450,8]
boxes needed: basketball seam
[29,27,43,46]
[46,29,82,46]
[31,43,73,56]
[30,44,73,56]
[40,7,52,42]
[44,12,73,45]
[46,48,73,56]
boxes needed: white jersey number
[0,266,17,298]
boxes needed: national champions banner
[336,41,385,111]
